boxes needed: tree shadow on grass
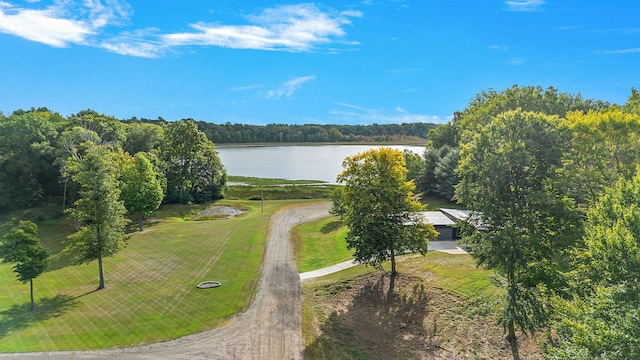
[320,220,343,234]
[305,273,448,360]
[45,250,76,272]
[0,293,82,338]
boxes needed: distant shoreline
[216,140,428,148]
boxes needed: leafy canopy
[0,220,48,283]
[546,171,640,360]
[65,143,129,290]
[337,147,437,274]
[455,109,580,351]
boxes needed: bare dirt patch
[304,271,542,360]
[193,205,247,219]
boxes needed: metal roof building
[415,211,458,241]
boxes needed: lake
[217,145,425,183]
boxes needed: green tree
[329,186,345,220]
[337,147,437,275]
[545,172,640,359]
[455,110,580,360]
[415,147,439,196]
[122,122,164,155]
[65,144,129,290]
[68,109,126,146]
[190,141,227,202]
[624,87,640,116]
[403,149,425,183]
[433,145,459,200]
[564,108,640,207]
[120,152,164,231]
[0,220,48,311]
[426,121,458,149]
[455,85,607,143]
[161,119,226,203]
[0,110,65,210]
[415,145,459,201]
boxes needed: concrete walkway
[299,240,468,281]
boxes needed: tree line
[123,118,436,144]
[0,110,231,212]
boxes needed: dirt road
[4,202,331,360]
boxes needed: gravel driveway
[3,202,331,360]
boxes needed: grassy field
[0,199,308,352]
[225,176,337,201]
[292,215,353,272]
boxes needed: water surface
[217,145,425,183]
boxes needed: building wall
[434,225,454,241]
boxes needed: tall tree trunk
[98,253,105,290]
[507,321,520,360]
[30,278,35,311]
[390,250,397,275]
[62,180,67,212]
[139,213,144,232]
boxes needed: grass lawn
[292,215,353,272]
[419,195,464,211]
[0,199,310,352]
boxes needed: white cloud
[100,39,163,58]
[162,4,360,52]
[0,2,360,57]
[0,0,131,47]
[99,28,165,58]
[266,75,316,99]
[231,84,266,92]
[330,103,449,124]
[487,45,510,52]
[505,0,545,12]
[506,56,526,65]
[83,0,132,28]
[0,3,93,47]
[598,48,640,55]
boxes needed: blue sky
[0,1,638,125]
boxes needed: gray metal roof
[416,211,457,226]
[440,208,470,221]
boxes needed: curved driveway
[3,202,331,360]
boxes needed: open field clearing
[0,200,308,352]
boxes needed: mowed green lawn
[0,200,306,352]
[292,215,353,272]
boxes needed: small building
[414,211,457,240]
[404,208,470,241]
